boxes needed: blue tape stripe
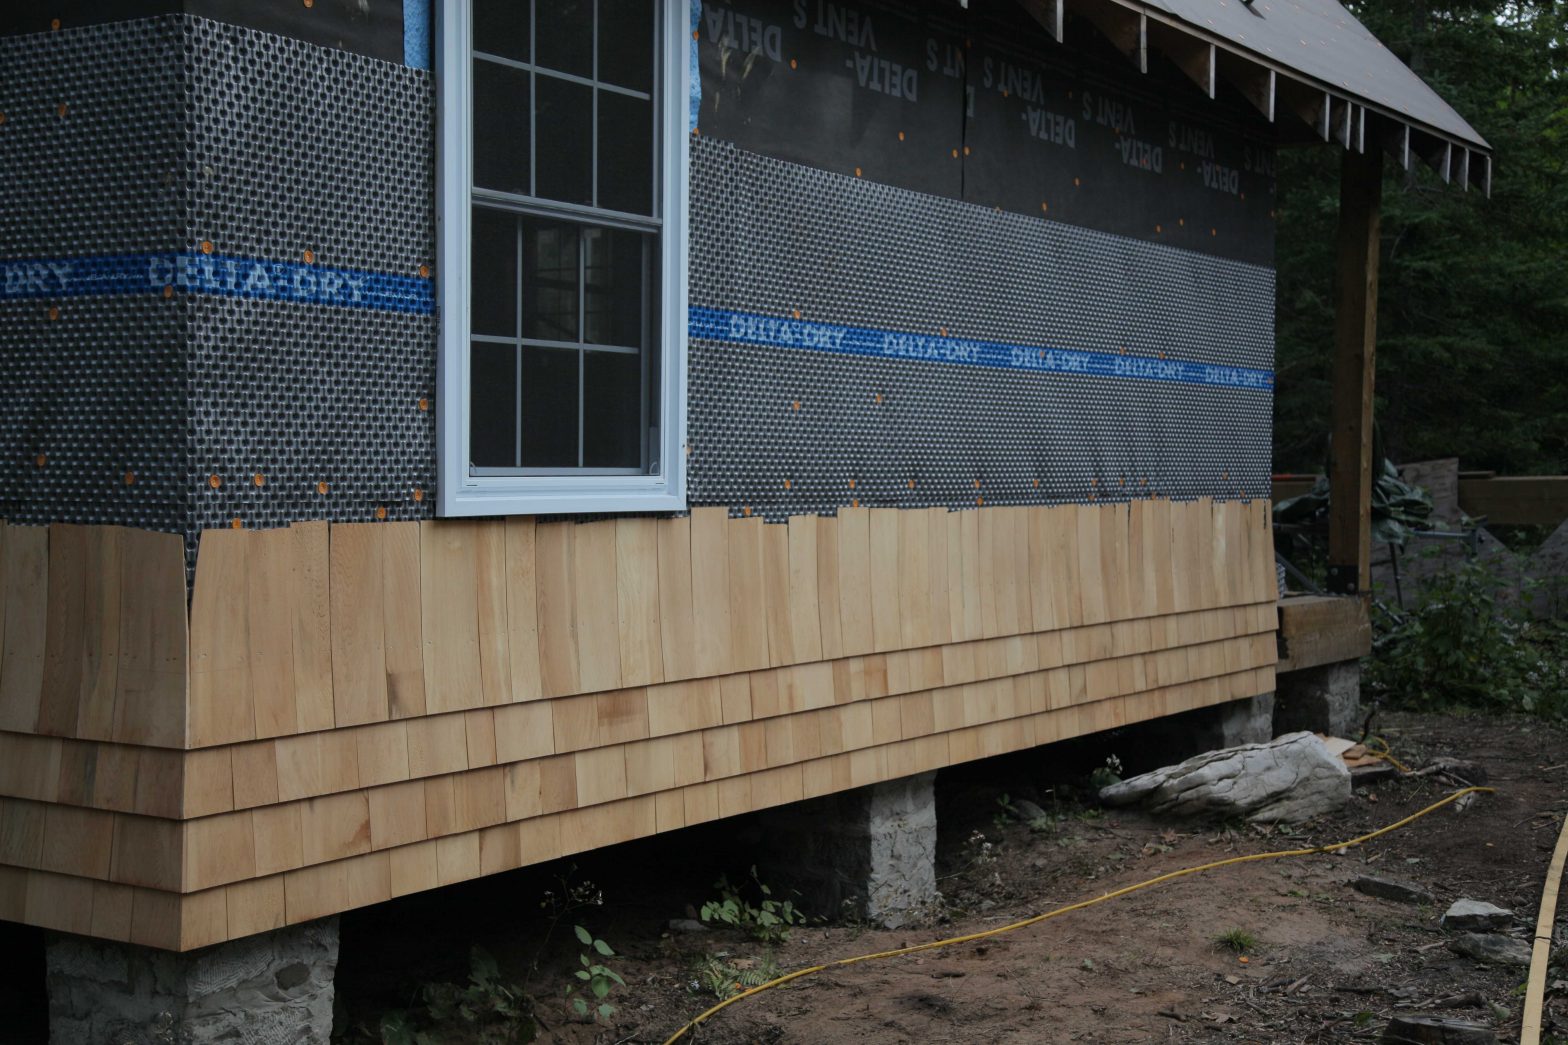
[1,252,435,314]
[689,306,1274,391]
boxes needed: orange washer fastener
[208,474,221,489]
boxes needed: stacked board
[0,499,1277,949]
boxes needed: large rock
[1353,874,1434,906]
[1098,732,1352,823]
[1449,933,1531,967]
[1381,1014,1496,1044]
[1442,900,1513,932]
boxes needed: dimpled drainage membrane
[0,15,1271,581]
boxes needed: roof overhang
[1016,0,1492,193]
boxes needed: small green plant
[1088,754,1124,791]
[690,951,783,999]
[700,866,806,944]
[373,947,536,1045]
[1366,556,1568,719]
[1214,928,1257,954]
[565,925,624,1024]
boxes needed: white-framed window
[436,0,688,516]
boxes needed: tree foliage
[1274,0,1568,475]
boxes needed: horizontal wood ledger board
[0,500,1278,949]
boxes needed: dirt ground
[328,710,1567,1045]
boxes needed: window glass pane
[583,351,642,468]
[597,0,654,92]
[470,207,516,336]
[534,0,593,77]
[520,348,580,467]
[534,76,594,205]
[596,91,654,215]
[584,227,644,348]
[470,343,518,467]
[473,0,530,62]
[520,219,580,342]
[473,59,531,195]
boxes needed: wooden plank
[404,712,468,779]
[183,745,235,818]
[815,514,845,660]
[74,526,123,741]
[575,745,628,807]
[761,521,794,667]
[179,887,230,949]
[184,810,256,891]
[836,507,874,657]
[957,508,985,639]
[503,518,544,701]
[39,803,114,879]
[368,779,428,850]
[38,524,87,737]
[388,838,439,897]
[655,516,697,681]
[897,510,932,649]
[572,520,623,693]
[464,708,498,767]
[274,729,361,802]
[355,721,411,787]
[226,876,286,939]
[868,510,901,652]
[288,522,335,734]
[330,523,389,727]
[232,740,281,809]
[646,677,723,736]
[189,528,254,746]
[474,522,512,706]
[252,802,304,876]
[715,673,749,724]
[421,521,485,714]
[0,524,47,734]
[109,814,182,891]
[492,701,553,762]
[1099,504,1132,623]
[89,880,135,941]
[300,791,373,867]
[689,508,733,677]
[248,526,298,738]
[381,521,427,719]
[976,507,1000,638]
[1459,476,1568,528]
[924,508,952,646]
[112,524,186,743]
[616,517,666,686]
[595,688,649,745]
[726,515,770,672]
[534,521,581,697]
[1328,133,1382,595]
[787,515,824,663]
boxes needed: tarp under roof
[1028,0,1491,190]
[1151,0,1488,150]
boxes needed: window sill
[439,477,685,517]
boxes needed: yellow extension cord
[661,784,1496,1045]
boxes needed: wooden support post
[1327,129,1382,595]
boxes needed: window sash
[436,0,688,517]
